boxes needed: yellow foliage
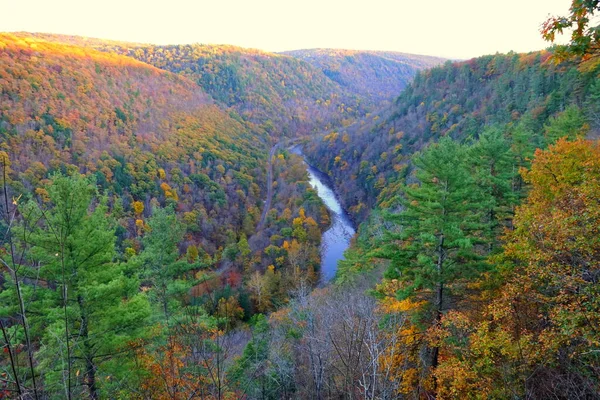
[133,200,144,216]
[35,187,50,202]
[0,151,10,168]
[298,208,306,220]
[124,247,137,258]
[304,216,317,226]
[160,182,178,200]
[379,296,425,314]
[282,208,292,220]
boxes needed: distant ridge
[5,32,445,136]
[283,48,446,67]
[282,48,446,103]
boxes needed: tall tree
[468,126,518,251]
[499,138,600,397]
[436,138,600,398]
[376,137,487,385]
[21,174,150,399]
[0,151,37,398]
[138,207,193,324]
[227,314,276,399]
[543,105,588,146]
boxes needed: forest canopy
[1,1,600,397]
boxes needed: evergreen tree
[15,174,150,399]
[138,206,195,324]
[376,137,487,369]
[237,233,251,263]
[228,314,280,399]
[469,126,518,251]
[584,79,600,129]
[543,104,588,146]
[508,114,538,196]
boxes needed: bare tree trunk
[38,203,74,400]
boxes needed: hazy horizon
[2,0,572,60]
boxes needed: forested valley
[1,1,600,398]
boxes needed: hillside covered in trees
[293,2,600,398]
[282,49,445,104]
[0,33,336,398]
[0,33,272,257]
[1,1,600,397]
[304,50,599,222]
[10,33,442,137]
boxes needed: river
[292,147,356,282]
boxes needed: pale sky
[1,0,572,59]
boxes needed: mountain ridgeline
[9,32,444,136]
[282,48,446,103]
[0,32,446,398]
[1,15,600,399]
[0,33,269,256]
[120,45,443,136]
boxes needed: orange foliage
[435,139,600,398]
[376,279,434,397]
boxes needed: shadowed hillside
[283,48,445,103]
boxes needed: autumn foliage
[431,139,600,398]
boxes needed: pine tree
[228,314,278,398]
[543,105,588,146]
[15,174,150,399]
[377,137,487,370]
[138,206,195,324]
[469,126,518,252]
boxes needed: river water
[292,147,356,282]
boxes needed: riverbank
[291,146,356,282]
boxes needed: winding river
[292,147,356,282]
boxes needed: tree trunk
[78,295,98,400]
[432,234,445,371]
[432,282,443,370]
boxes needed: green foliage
[228,314,280,398]
[2,174,151,398]
[237,233,251,260]
[304,51,599,224]
[468,126,518,251]
[138,207,193,321]
[543,104,588,145]
[377,138,487,315]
